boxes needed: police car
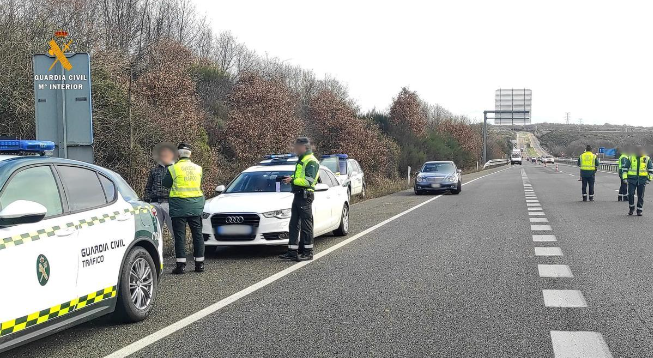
[319,154,366,199]
[0,140,162,353]
[201,154,349,246]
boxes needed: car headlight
[202,212,211,219]
[416,176,425,182]
[445,175,457,182]
[262,209,292,219]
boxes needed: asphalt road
[8,162,653,357]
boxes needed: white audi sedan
[201,155,350,246]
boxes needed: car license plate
[431,183,441,188]
[217,225,252,236]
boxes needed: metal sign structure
[482,110,530,165]
[495,89,532,125]
[33,51,93,163]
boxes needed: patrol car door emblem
[37,254,50,286]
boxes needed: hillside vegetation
[0,0,511,197]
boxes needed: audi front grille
[211,214,261,227]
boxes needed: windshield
[225,171,293,193]
[421,163,455,173]
[320,157,347,174]
[511,153,521,158]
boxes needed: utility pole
[565,112,570,125]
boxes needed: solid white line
[533,234,556,242]
[550,331,613,358]
[538,264,573,278]
[543,290,587,307]
[103,168,511,358]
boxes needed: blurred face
[294,143,307,156]
[638,147,645,157]
[159,148,175,165]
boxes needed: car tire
[333,204,349,236]
[414,188,423,195]
[452,181,462,195]
[115,246,158,323]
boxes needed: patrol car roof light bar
[321,154,349,159]
[264,153,296,160]
[0,140,55,156]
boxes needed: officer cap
[178,142,192,151]
[295,137,310,146]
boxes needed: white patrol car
[0,140,163,353]
[320,154,366,199]
[201,154,350,246]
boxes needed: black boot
[297,250,314,262]
[629,208,635,216]
[589,196,594,202]
[279,250,298,260]
[618,196,622,202]
[195,261,204,272]
[637,211,643,217]
[172,262,186,275]
[583,197,587,202]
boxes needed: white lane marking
[527,203,542,207]
[550,331,613,358]
[529,212,546,216]
[535,247,563,256]
[533,234,556,242]
[530,218,548,223]
[103,168,511,358]
[526,200,539,203]
[532,225,552,231]
[538,264,573,278]
[542,290,587,307]
[528,207,543,211]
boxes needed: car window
[421,163,455,173]
[325,170,340,187]
[318,169,335,187]
[0,166,63,217]
[225,171,293,193]
[347,161,354,174]
[353,160,362,173]
[99,174,116,202]
[56,166,108,212]
[320,157,339,173]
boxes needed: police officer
[144,143,176,234]
[622,146,653,216]
[617,147,630,202]
[578,145,599,201]
[279,137,320,262]
[163,143,206,273]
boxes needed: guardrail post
[407,166,411,186]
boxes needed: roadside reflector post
[407,166,411,186]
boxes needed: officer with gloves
[279,137,320,262]
[163,143,206,273]
[578,145,599,201]
[617,147,630,202]
[622,146,653,216]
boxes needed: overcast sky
[195,0,652,126]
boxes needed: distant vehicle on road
[531,157,537,163]
[543,156,555,164]
[510,152,522,165]
[201,155,350,247]
[320,154,365,199]
[414,161,462,195]
[0,140,163,353]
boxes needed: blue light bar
[321,154,348,159]
[264,153,295,159]
[0,140,55,153]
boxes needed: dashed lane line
[538,264,573,278]
[533,235,557,242]
[531,225,553,231]
[530,218,549,223]
[550,331,613,358]
[543,289,588,308]
[103,167,513,358]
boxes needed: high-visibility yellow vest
[618,154,628,171]
[579,151,597,171]
[293,153,320,191]
[168,158,203,198]
[627,155,650,178]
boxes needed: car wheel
[334,204,349,236]
[115,246,158,322]
[452,181,462,195]
[414,188,423,195]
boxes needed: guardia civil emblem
[36,254,50,286]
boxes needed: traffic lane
[132,166,558,357]
[523,165,653,357]
[5,166,510,358]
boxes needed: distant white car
[510,152,522,165]
[320,154,365,198]
[543,156,555,164]
[201,155,350,246]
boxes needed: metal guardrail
[555,158,619,173]
[483,159,509,169]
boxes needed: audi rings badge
[225,216,244,224]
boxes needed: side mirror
[0,200,47,226]
[215,185,225,194]
[314,183,329,192]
